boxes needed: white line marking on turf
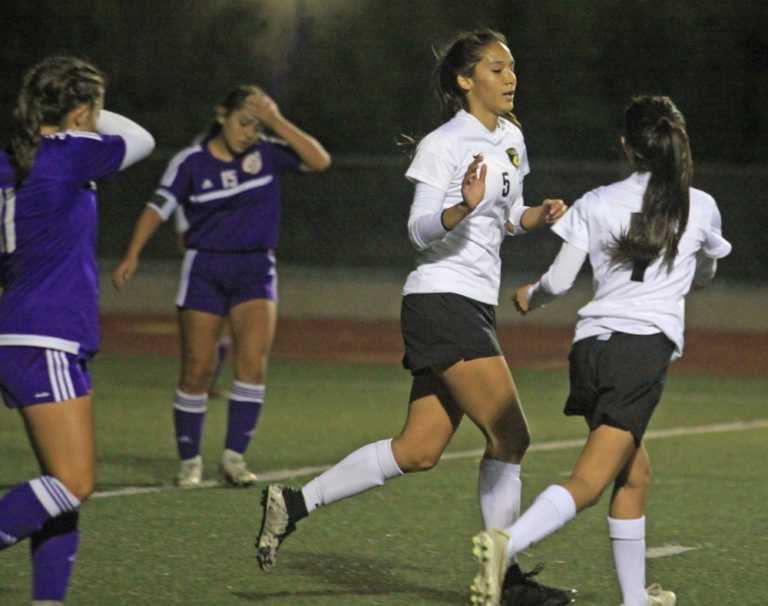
[91,418,768,500]
[646,544,700,559]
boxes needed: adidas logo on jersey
[202,179,214,189]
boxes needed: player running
[469,95,731,606]
[256,29,575,606]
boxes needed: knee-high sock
[225,381,264,454]
[478,458,522,529]
[0,477,80,549]
[609,516,647,606]
[31,511,80,602]
[505,484,577,560]
[302,439,403,513]
[173,389,207,460]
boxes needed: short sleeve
[701,201,732,259]
[551,193,591,252]
[155,150,194,211]
[68,133,126,182]
[268,140,302,174]
[405,134,456,191]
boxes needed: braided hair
[9,55,104,186]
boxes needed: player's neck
[208,136,235,162]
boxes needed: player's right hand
[112,257,138,291]
[461,154,487,210]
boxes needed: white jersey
[552,172,732,359]
[402,110,530,305]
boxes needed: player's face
[218,107,263,155]
[461,41,517,121]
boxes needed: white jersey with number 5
[552,172,732,358]
[403,110,530,305]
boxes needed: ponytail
[610,95,692,271]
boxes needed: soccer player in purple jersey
[0,55,154,605]
[112,85,331,488]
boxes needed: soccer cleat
[642,583,677,606]
[501,563,577,605]
[255,484,304,571]
[175,455,203,488]
[219,449,258,487]
[470,529,511,606]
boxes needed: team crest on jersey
[506,147,521,168]
[242,152,263,175]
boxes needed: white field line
[91,418,768,500]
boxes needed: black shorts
[401,293,503,376]
[564,332,674,445]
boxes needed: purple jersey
[149,136,301,252]
[0,131,126,355]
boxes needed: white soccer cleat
[219,449,258,487]
[645,583,677,606]
[469,529,511,606]
[175,455,203,488]
[620,584,677,606]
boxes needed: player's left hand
[513,284,533,315]
[541,198,567,224]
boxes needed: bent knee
[393,448,441,473]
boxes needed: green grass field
[1,353,766,605]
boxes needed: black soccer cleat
[501,563,577,606]
[254,484,306,571]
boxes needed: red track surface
[102,314,767,376]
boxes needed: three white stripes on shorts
[45,349,76,402]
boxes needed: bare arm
[519,199,567,231]
[111,206,165,290]
[244,93,331,172]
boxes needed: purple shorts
[0,347,92,409]
[175,249,277,316]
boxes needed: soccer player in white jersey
[469,95,731,606]
[112,86,331,488]
[0,56,154,605]
[256,30,575,606]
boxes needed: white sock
[505,484,576,560]
[302,439,403,513]
[478,458,521,529]
[608,516,647,606]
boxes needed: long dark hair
[9,55,104,185]
[435,28,519,126]
[202,84,264,142]
[610,95,692,271]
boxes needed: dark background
[2,1,766,281]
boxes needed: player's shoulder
[166,143,206,170]
[688,186,719,220]
[498,116,525,141]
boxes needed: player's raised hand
[244,91,281,127]
[461,154,487,210]
[112,256,139,291]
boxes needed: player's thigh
[439,355,529,445]
[228,298,277,378]
[392,373,464,471]
[178,309,226,373]
[20,395,95,500]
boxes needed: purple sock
[173,389,208,460]
[224,381,264,454]
[31,512,80,602]
[0,478,79,549]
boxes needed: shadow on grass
[230,550,464,604]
